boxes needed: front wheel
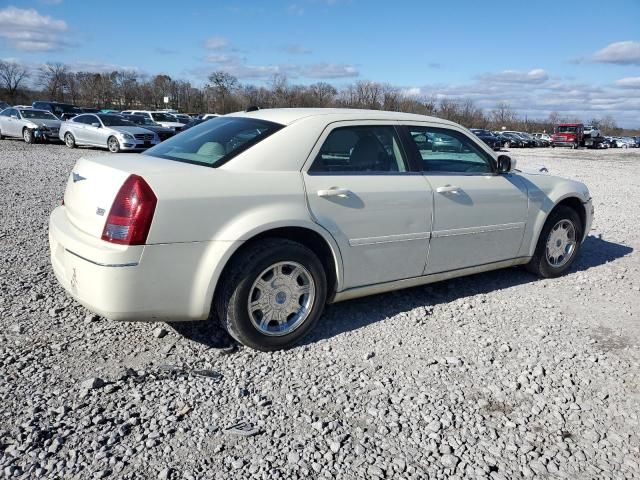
[107,136,121,153]
[23,128,34,144]
[64,132,76,148]
[526,206,582,278]
[216,239,327,351]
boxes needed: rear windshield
[144,116,283,167]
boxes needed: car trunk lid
[62,153,196,239]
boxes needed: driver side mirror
[91,122,101,128]
[497,154,512,173]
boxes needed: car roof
[225,108,460,127]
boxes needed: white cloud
[614,77,640,89]
[478,68,549,85]
[202,54,358,80]
[299,63,358,78]
[0,6,69,51]
[204,36,229,50]
[593,41,640,65]
[67,61,140,74]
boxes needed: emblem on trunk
[72,172,86,183]
[96,207,105,216]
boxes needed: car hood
[110,126,156,135]
[30,119,61,129]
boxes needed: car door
[303,122,433,289]
[0,109,16,137]
[83,115,104,145]
[69,115,90,143]
[403,124,528,274]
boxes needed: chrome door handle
[436,185,461,194]
[317,187,350,198]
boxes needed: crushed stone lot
[0,140,639,479]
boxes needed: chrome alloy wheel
[108,137,119,153]
[247,261,316,336]
[546,219,577,268]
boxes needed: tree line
[0,60,635,135]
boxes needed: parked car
[496,132,526,148]
[124,114,176,141]
[32,101,82,120]
[80,107,101,114]
[617,137,636,148]
[469,129,501,150]
[168,113,192,124]
[181,118,211,130]
[0,107,61,143]
[533,132,552,142]
[504,131,536,147]
[59,113,160,152]
[49,108,593,351]
[121,110,184,131]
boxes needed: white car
[121,110,185,131]
[49,108,593,351]
[59,113,161,153]
[0,107,61,143]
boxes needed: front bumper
[48,206,223,322]
[33,128,60,142]
[120,139,160,151]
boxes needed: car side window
[309,126,408,174]
[73,115,93,125]
[406,126,494,174]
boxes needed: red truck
[551,123,604,149]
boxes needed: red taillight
[101,175,157,245]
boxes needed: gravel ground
[1,139,639,480]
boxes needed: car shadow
[301,235,633,345]
[170,236,632,350]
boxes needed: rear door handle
[436,185,461,194]
[317,187,350,198]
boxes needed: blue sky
[1,0,639,126]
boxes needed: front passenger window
[309,126,407,173]
[407,127,493,174]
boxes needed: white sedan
[49,108,593,351]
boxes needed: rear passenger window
[309,126,408,173]
[407,126,494,174]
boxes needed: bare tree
[0,60,29,103]
[207,71,239,113]
[38,63,69,101]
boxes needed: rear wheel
[526,206,582,278]
[23,128,33,144]
[107,136,120,153]
[64,132,76,148]
[216,238,327,351]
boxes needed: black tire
[216,238,327,351]
[64,132,76,149]
[0,129,3,140]
[526,205,583,278]
[107,136,121,153]
[23,128,34,144]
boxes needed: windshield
[99,115,135,127]
[21,109,58,120]
[151,112,177,122]
[557,126,577,133]
[144,117,283,167]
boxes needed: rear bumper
[49,206,232,322]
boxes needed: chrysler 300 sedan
[49,108,593,351]
[59,113,160,152]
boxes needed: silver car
[59,114,160,153]
[0,108,61,143]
